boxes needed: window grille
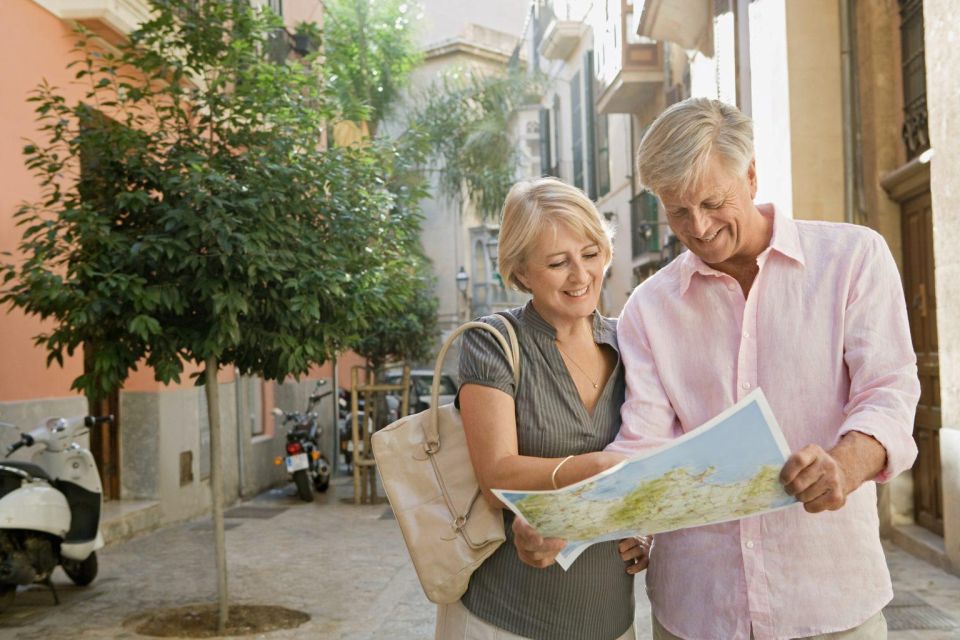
[899,0,928,160]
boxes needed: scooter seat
[0,461,52,482]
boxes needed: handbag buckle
[424,440,439,455]
[452,515,467,532]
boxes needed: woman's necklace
[555,341,600,389]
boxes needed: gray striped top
[457,301,633,640]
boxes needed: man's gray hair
[635,97,754,197]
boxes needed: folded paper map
[492,388,799,569]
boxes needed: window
[571,70,584,189]
[631,191,660,258]
[595,113,611,196]
[584,49,609,198]
[583,50,598,200]
[552,95,562,177]
[539,108,553,176]
[267,0,283,17]
[899,0,928,159]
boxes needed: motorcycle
[273,383,332,502]
[0,414,111,612]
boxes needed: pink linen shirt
[607,206,920,640]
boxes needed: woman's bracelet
[550,455,575,490]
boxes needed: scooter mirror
[45,417,67,432]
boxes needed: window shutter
[539,108,552,177]
[583,50,597,200]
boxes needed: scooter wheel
[0,585,15,613]
[314,476,330,493]
[62,551,98,586]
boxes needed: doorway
[901,190,942,535]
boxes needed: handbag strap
[422,313,519,453]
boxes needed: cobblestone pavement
[0,475,957,639]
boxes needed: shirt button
[727,283,737,292]
[745,541,755,549]
[743,331,750,338]
[741,382,751,389]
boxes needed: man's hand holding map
[492,388,799,569]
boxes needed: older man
[516,98,920,639]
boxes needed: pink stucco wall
[0,0,88,402]
[0,1,343,403]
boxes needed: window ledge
[32,0,153,37]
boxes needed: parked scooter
[273,384,331,502]
[0,414,111,612]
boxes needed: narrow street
[0,474,956,639]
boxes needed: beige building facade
[530,0,690,317]
[641,0,960,576]
[397,0,531,335]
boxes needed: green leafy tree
[350,136,438,422]
[411,68,541,219]
[2,0,419,631]
[322,0,422,136]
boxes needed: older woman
[435,177,647,640]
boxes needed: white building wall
[749,0,793,216]
[689,3,794,216]
[391,0,527,330]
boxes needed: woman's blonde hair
[497,177,614,293]
[636,97,754,197]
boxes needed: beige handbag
[371,317,519,604]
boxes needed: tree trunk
[204,355,229,633]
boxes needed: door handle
[917,283,927,318]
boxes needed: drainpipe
[331,354,339,476]
[234,370,247,498]
[840,0,858,224]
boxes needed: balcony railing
[471,282,530,318]
[630,191,660,259]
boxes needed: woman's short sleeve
[458,317,516,398]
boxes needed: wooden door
[901,191,942,535]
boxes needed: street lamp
[485,237,499,264]
[455,266,470,321]
[455,266,469,294]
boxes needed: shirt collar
[765,204,806,267]
[675,203,806,296]
[519,300,614,346]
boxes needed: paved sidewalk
[0,475,957,639]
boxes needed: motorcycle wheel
[62,552,98,586]
[293,470,314,502]
[0,585,15,613]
